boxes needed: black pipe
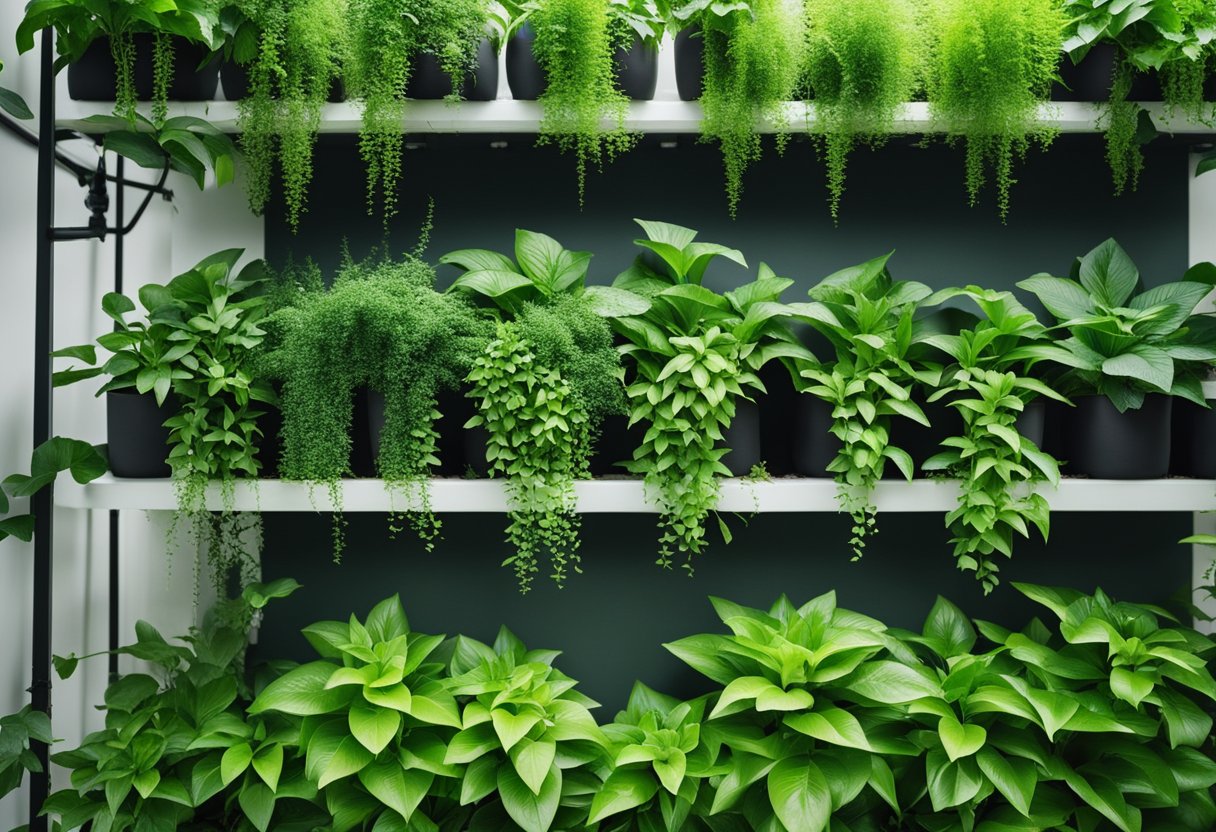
[29,28,56,832]
[109,155,124,682]
[111,164,169,235]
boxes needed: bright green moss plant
[264,238,488,562]
[675,0,805,217]
[804,0,923,222]
[530,0,636,206]
[925,0,1065,220]
[232,0,348,232]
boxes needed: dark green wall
[256,133,1196,712]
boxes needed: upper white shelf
[55,475,1216,513]
[53,100,1216,136]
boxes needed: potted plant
[441,229,644,592]
[261,236,488,562]
[803,0,924,222]
[406,0,499,101]
[75,113,238,190]
[1017,239,1216,478]
[924,0,1065,220]
[611,220,811,571]
[608,0,666,100]
[17,0,222,124]
[919,287,1074,594]
[221,0,348,232]
[791,254,943,561]
[672,0,804,217]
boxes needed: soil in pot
[220,61,347,103]
[721,400,762,476]
[407,38,499,101]
[506,24,547,100]
[615,37,658,100]
[1061,393,1172,479]
[68,35,219,102]
[107,390,174,478]
[674,28,703,101]
[1053,44,1115,102]
[1170,398,1216,478]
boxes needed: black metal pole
[108,157,123,681]
[29,26,57,832]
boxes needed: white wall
[0,22,263,830]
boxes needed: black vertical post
[30,26,57,832]
[108,155,123,682]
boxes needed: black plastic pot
[106,391,173,478]
[506,24,547,101]
[68,35,219,102]
[1053,45,1116,102]
[792,395,839,478]
[1016,399,1047,449]
[256,404,283,479]
[615,37,659,101]
[722,400,762,476]
[463,424,491,477]
[1127,69,1162,102]
[1062,394,1172,479]
[674,29,703,102]
[590,413,643,477]
[220,61,347,103]
[408,38,499,101]
[887,395,963,478]
[1171,397,1216,478]
[350,387,377,478]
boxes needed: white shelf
[55,475,1216,514]
[53,100,1216,136]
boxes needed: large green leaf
[1080,239,1140,308]
[439,248,518,274]
[348,704,400,755]
[509,738,556,795]
[249,662,354,716]
[923,596,977,657]
[588,768,660,824]
[305,719,375,787]
[784,708,872,751]
[364,595,409,642]
[357,759,432,821]
[515,229,567,285]
[1017,275,1095,321]
[844,661,944,703]
[938,716,987,762]
[237,782,276,832]
[766,757,830,832]
[1061,766,1142,832]
[976,747,1036,817]
[498,764,561,832]
[582,285,651,318]
[0,86,32,120]
[1102,344,1174,392]
[927,751,985,811]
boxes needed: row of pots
[66,32,1214,108]
[106,384,1216,482]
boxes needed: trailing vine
[1103,59,1144,196]
[925,0,1064,220]
[414,0,488,97]
[804,0,922,222]
[532,0,636,206]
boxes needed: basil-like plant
[443,230,641,592]
[611,220,812,571]
[443,626,606,832]
[920,287,1074,593]
[666,592,940,831]
[792,254,942,561]
[17,0,220,125]
[925,0,1065,220]
[529,0,637,206]
[803,0,924,222]
[263,243,488,562]
[230,0,348,231]
[40,579,316,832]
[1017,238,1216,412]
[674,0,805,217]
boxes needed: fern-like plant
[804,0,923,222]
[234,0,348,231]
[531,0,636,206]
[676,0,805,217]
[925,0,1064,220]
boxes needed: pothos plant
[0,60,33,121]
[792,254,942,561]
[262,237,487,563]
[611,220,812,571]
[442,229,644,592]
[925,0,1065,220]
[674,0,805,217]
[803,0,924,222]
[230,0,349,232]
[529,0,637,206]
[919,287,1075,594]
[17,0,220,125]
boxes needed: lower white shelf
[54,475,1216,513]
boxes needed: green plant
[231,0,348,231]
[608,0,667,48]
[1017,238,1216,412]
[263,242,487,561]
[793,254,942,561]
[17,0,220,124]
[675,0,805,217]
[925,0,1065,220]
[803,0,923,221]
[78,113,238,191]
[920,287,1073,593]
[529,0,636,206]
[0,437,108,545]
[443,230,637,591]
[0,60,33,120]
[612,220,811,570]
